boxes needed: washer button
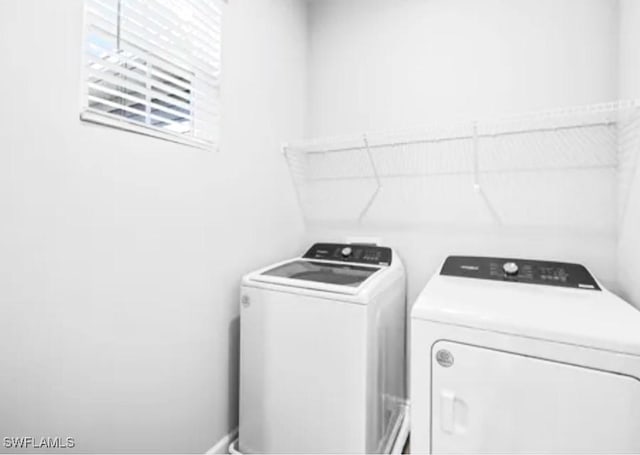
[503,262,519,276]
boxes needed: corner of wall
[616,0,640,309]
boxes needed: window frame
[79,0,222,152]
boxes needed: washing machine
[236,242,408,454]
[411,255,640,454]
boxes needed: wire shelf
[285,100,640,229]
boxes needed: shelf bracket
[282,143,308,226]
[472,121,481,192]
[473,121,503,224]
[358,134,382,223]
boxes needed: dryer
[411,255,640,454]
[237,243,408,454]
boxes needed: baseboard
[206,428,238,455]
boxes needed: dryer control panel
[303,243,392,266]
[440,256,600,290]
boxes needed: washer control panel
[303,243,392,266]
[440,256,600,290]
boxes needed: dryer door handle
[440,390,468,434]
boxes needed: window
[81,0,222,150]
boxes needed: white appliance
[411,255,640,454]
[237,243,407,454]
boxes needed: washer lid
[247,259,383,296]
[261,259,379,286]
[412,273,640,356]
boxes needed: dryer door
[431,341,640,454]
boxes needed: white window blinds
[81,0,222,150]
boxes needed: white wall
[304,0,620,302]
[617,0,640,309]
[0,0,306,452]
[307,0,619,137]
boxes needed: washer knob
[503,261,519,276]
[341,247,353,257]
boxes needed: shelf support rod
[358,134,382,223]
[473,121,480,192]
[282,143,308,226]
[473,121,503,224]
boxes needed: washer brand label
[241,295,251,308]
[436,349,454,367]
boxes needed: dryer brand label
[241,295,251,308]
[436,349,454,367]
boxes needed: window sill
[80,109,217,152]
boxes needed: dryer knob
[503,261,519,276]
[341,247,353,257]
